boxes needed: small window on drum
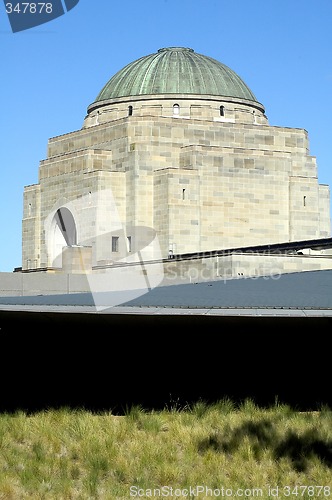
[128,105,133,116]
[173,104,180,115]
[220,105,225,117]
[127,236,132,252]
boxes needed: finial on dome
[158,47,194,53]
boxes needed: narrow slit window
[182,188,186,200]
[128,105,133,116]
[112,236,119,252]
[220,105,225,117]
[127,236,132,252]
[303,196,306,207]
[173,103,180,115]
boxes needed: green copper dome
[94,47,258,103]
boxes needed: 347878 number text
[5,3,53,14]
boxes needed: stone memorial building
[22,47,330,274]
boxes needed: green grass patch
[0,400,331,498]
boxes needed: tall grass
[0,400,331,499]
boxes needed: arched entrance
[51,207,77,267]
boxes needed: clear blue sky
[1,0,332,271]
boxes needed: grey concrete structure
[1,269,332,316]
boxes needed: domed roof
[93,47,259,104]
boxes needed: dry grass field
[0,399,331,499]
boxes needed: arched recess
[50,207,77,267]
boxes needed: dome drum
[84,93,267,128]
